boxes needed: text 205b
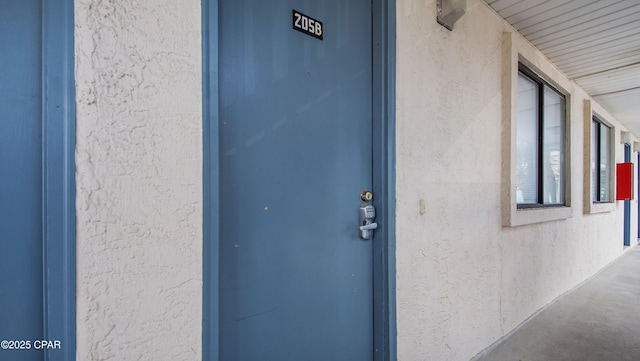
[292,10,323,40]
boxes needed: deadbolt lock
[360,190,373,202]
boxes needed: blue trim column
[42,0,76,359]
[624,143,631,247]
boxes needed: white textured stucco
[71,0,639,359]
[396,0,637,360]
[75,0,203,360]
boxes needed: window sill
[505,205,572,227]
[585,202,616,214]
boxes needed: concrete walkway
[473,246,640,361]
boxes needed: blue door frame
[42,1,76,359]
[0,1,75,360]
[202,0,396,359]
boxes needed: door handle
[359,223,378,231]
[359,204,377,240]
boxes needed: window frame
[501,32,573,227]
[591,116,612,203]
[516,63,567,209]
[583,99,616,214]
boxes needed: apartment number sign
[292,10,323,40]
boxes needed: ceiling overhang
[484,0,640,136]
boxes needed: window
[503,35,573,226]
[516,65,566,208]
[591,117,611,202]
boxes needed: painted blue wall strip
[42,0,76,359]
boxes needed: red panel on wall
[616,162,634,200]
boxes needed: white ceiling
[484,0,640,137]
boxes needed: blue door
[0,0,44,359]
[218,0,374,359]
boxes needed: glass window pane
[516,73,539,204]
[600,124,611,202]
[591,121,598,201]
[542,85,564,204]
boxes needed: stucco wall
[72,0,638,359]
[396,0,637,360]
[74,0,203,359]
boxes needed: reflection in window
[516,74,538,204]
[516,67,566,208]
[591,118,611,202]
